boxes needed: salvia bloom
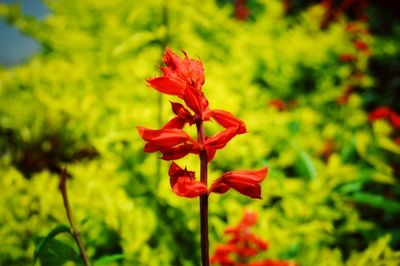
[210,211,297,266]
[138,48,267,199]
[368,106,400,130]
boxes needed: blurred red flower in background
[211,211,297,266]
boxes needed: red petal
[160,144,194,160]
[137,127,192,148]
[221,168,268,183]
[168,161,185,178]
[183,87,210,117]
[147,76,185,97]
[210,244,236,265]
[204,127,240,150]
[224,178,262,199]
[241,211,258,226]
[389,112,400,130]
[209,178,230,194]
[171,177,208,198]
[170,102,194,123]
[211,109,247,134]
[163,48,205,86]
[163,48,185,70]
[162,116,186,129]
[206,148,217,162]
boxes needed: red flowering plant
[211,211,296,266]
[137,48,268,265]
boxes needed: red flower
[211,211,296,266]
[168,162,208,198]
[368,107,392,121]
[234,0,250,21]
[210,168,268,199]
[210,244,236,266]
[389,112,400,130]
[269,99,286,111]
[353,40,369,53]
[339,53,357,63]
[249,260,297,266]
[137,127,198,160]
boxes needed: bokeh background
[0,0,399,265]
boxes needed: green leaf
[94,254,125,266]
[295,150,317,179]
[33,225,72,265]
[36,239,80,266]
[348,192,400,214]
[341,137,357,163]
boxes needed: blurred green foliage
[0,0,399,265]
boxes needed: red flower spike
[142,48,269,200]
[211,109,247,134]
[210,168,268,199]
[168,162,208,198]
[211,211,296,266]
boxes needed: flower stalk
[138,48,268,265]
[197,120,209,265]
[59,168,91,266]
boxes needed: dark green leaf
[33,225,71,265]
[349,192,400,214]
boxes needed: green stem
[59,168,92,266]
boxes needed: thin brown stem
[196,121,209,266]
[59,168,92,266]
